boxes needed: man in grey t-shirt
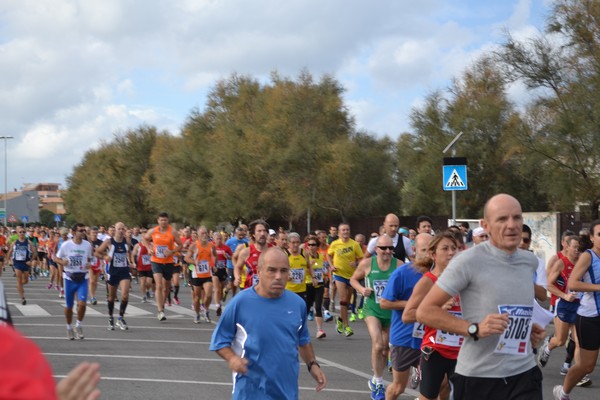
[416,193,545,400]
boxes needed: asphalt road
[2,272,599,399]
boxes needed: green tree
[498,0,600,217]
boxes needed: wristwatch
[467,323,479,341]
[307,360,320,372]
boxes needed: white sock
[66,324,72,329]
[373,376,383,385]
[75,320,81,327]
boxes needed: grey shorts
[390,345,420,372]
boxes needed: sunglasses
[77,229,86,233]
[377,246,394,251]
[307,243,318,246]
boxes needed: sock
[107,300,114,316]
[119,300,128,317]
[66,324,72,329]
[174,285,180,298]
[563,362,570,369]
[75,320,81,327]
[565,339,575,364]
[374,376,383,385]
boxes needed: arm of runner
[402,275,434,324]
[546,259,576,301]
[234,247,249,287]
[215,347,248,374]
[379,298,407,310]
[568,252,600,292]
[94,239,112,263]
[350,258,372,297]
[299,343,327,392]
[141,229,154,256]
[417,284,509,339]
[184,242,197,266]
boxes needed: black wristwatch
[307,360,320,372]
[467,323,479,341]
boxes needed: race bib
[113,252,128,268]
[69,255,84,269]
[142,254,151,265]
[314,268,324,283]
[434,311,464,347]
[155,245,168,258]
[15,248,27,261]
[494,304,533,355]
[372,279,388,304]
[412,322,425,339]
[216,260,226,269]
[291,268,304,284]
[197,260,210,274]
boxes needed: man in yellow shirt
[327,223,363,337]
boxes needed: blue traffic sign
[21,216,29,223]
[442,158,468,191]
[54,214,61,222]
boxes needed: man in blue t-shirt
[225,226,249,297]
[380,233,432,400]
[210,247,327,399]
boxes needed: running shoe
[560,363,570,376]
[216,306,222,317]
[410,366,420,389]
[157,311,167,321]
[47,283,53,289]
[75,326,84,340]
[142,296,148,303]
[336,317,343,334]
[307,311,314,321]
[59,289,65,298]
[316,329,326,339]
[108,317,115,331]
[368,380,385,400]
[576,374,592,387]
[323,310,333,322]
[358,308,365,320]
[204,311,211,323]
[344,326,354,337]
[116,317,128,330]
[349,312,357,322]
[174,296,180,305]
[21,298,26,305]
[194,314,201,324]
[553,385,570,400]
[67,327,75,340]
[90,297,97,305]
[537,344,550,367]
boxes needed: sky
[0,0,551,192]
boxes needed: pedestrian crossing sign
[443,158,468,191]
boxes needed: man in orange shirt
[142,212,182,322]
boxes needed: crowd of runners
[2,196,600,399]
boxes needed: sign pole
[442,132,465,226]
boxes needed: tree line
[64,0,600,227]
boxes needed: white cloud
[0,0,549,190]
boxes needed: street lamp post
[0,136,13,227]
[442,131,463,226]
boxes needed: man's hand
[309,365,327,392]
[227,355,248,374]
[362,287,373,297]
[478,313,510,338]
[56,362,101,400]
[563,292,577,302]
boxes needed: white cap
[472,227,486,237]
[268,229,276,236]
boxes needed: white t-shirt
[56,239,93,278]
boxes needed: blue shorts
[556,299,580,324]
[107,269,131,286]
[333,275,351,286]
[13,262,29,272]
[64,278,89,309]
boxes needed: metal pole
[443,132,463,227]
[0,136,13,227]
